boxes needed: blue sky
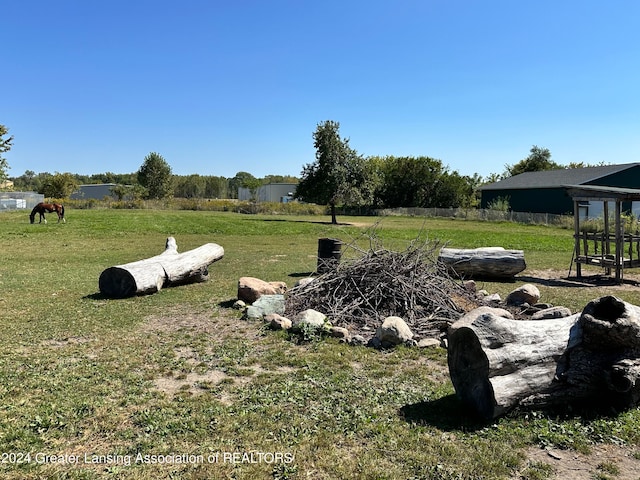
[4,0,640,180]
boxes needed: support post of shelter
[565,184,640,284]
[573,199,582,278]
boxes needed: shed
[237,183,297,202]
[480,163,640,215]
[566,185,640,283]
[71,184,118,200]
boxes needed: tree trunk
[99,237,224,298]
[447,296,640,420]
[330,203,337,225]
[438,247,526,279]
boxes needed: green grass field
[1,208,640,479]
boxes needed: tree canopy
[296,121,375,224]
[505,146,561,177]
[137,152,173,199]
[0,124,14,185]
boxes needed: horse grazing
[30,202,66,224]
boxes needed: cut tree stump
[438,247,526,279]
[447,296,640,419]
[99,237,224,298]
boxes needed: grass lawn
[1,208,640,479]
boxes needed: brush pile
[285,236,481,340]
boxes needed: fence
[374,207,573,227]
[0,192,44,211]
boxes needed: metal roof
[564,184,640,201]
[479,163,640,191]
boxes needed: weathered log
[447,296,640,419]
[438,247,526,279]
[99,237,224,298]
[447,307,579,419]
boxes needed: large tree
[42,172,79,198]
[0,124,14,185]
[296,120,375,224]
[137,152,173,199]
[506,145,561,176]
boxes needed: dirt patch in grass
[519,444,640,480]
[141,309,298,401]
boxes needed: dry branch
[286,235,480,339]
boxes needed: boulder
[292,309,327,331]
[506,284,540,306]
[375,316,414,346]
[265,313,292,330]
[531,306,573,320]
[245,294,285,319]
[238,277,287,304]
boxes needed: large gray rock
[531,306,573,320]
[245,294,285,319]
[375,316,414,346]
[506,284,541,306]
[292,309,327,331]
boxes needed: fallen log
[447,296,640,419]
[438,247,526,279]
[99,237,224,298]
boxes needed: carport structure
[565,185,640,283]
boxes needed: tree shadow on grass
[400,394,489,432]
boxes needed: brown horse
[30,202,66,224]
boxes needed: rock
[330,326,350,341]
[265,313,292,330]
[293,277,316,289]
[375,316,414,346]
[292,309,327,331]
[506,284,540,306]
[531,306,573,320]
[482,293,502,304]
[238,276,287,304]
[417,338,441,349]
[464,280,477,293]
[245,294,285,319]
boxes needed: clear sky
[3,0,640,180]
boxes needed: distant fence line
[374,207,573,227]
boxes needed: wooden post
[573,200,582,277]
[616,200,623,282]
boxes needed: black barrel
[317,238,342,273]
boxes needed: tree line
[1,121,594,219]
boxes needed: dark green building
[479,163,640,215]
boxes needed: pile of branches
[285,235,481,340]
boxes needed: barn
[479,163,640,216]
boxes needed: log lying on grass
[99,237,224,298]
[447,296,640,420]
[438,247,526,279]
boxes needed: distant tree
[296,120,375,224]
[228,172,256,199]
[263,174,299,184]
[0,124,14,185]
[242,177,264,202]
[204,176,229,198]
[174,174,206,198]
[505,146,561,176]
[42,172,78,198]
[137,152,173,199]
